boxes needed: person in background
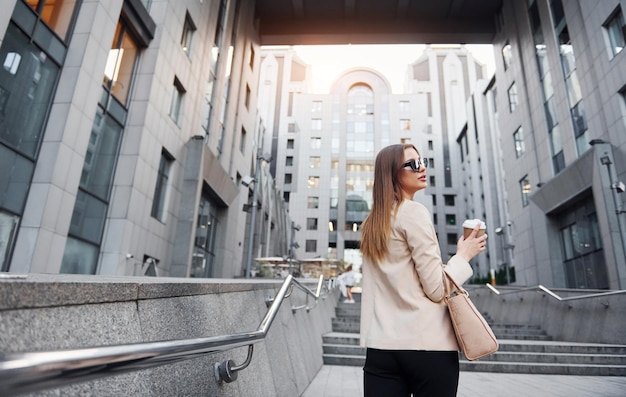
[359,143,487,397]
[342,265,356,303]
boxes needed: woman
[342,265,356,303]
[359,143,487,396]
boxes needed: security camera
[241,175,254,187]
[126,253,134,259]
[612,181,626,193]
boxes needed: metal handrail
[484,283,626,304]
[0,274,331,396]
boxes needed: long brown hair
[360,143,417,265]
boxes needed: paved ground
[302,365,626,397]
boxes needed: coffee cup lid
[462,219,486,229]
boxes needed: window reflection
[25,0,78,41]
[103,21,139,105]
[0,24,60,157]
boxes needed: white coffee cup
[463,219,486,239]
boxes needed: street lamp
[243,151,272,278]
[494,227,511,285]
[289,222,301,275]
[600,155,626,213]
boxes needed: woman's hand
[456,224,488,262]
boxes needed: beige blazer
[360,200,473,351]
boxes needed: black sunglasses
[402,158,428,171]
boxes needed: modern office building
[490,0,626,289]
[0,0,290,278]
[259,46,494,277]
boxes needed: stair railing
[484,283,626,307]
[0,274,331,397]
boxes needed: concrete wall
[0,274,337,396]
[468,284,626,345]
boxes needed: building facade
[491,0,626,289]
[0,0,290,278]
[259,46,493,277]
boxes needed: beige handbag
[444,272,499,361]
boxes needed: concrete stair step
[497,340,626,354]
[323,343,366,356]
[323,332,360,347]
[459,361,626,376]
[494,332,552,341]
[492,327,548,335]
[332,319,360,333]
[323,353,365,367]
[480,351,626,365]
[493,323,542,329]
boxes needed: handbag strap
[443,270,468,300]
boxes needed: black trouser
[363,348,459,397]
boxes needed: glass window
[284,173,292,184]
[619,87,626,127]
[79,107,123,201]
[0,24,60,157]
[514,127,525,158]
[191,195,219,278]
[312,101,322,113]
[502,42,513,70]
[0,210,20,272]
[445,214,456,225]
[308,176,320,189]
[68,190,108,245]
[307,196,319,209]
[211,0,228,68]
[170,76,185,124]
[151,150,174,222]
[428,140,433,150]
[25,0,78,41]
[310,137,321,149]
[570,101,587,136]
[0,144,35,215]
[286,156,293,166]
[544,97,558,132]
[432,194,437,206]
[307,218,318,230]
[444,195,455,206]
[305,240,317,252]
[508,82,518,112]
[245,84,251,109]
[309,156,320,169]
[311,119,322,130]
[399,101,410,113]
[565,71,582,105]
[288,123,296,132]
[604,7,625,58]
[60,237,99,274]
[429,175,435,187]
[103,20,139,105]
[287,139,294,149]
[239,127,246,153]
[400,119,411,130]
[447,233,457,245]
[181,13,196,56]
[520,176,531,207]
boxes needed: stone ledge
[0,273,314,310]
